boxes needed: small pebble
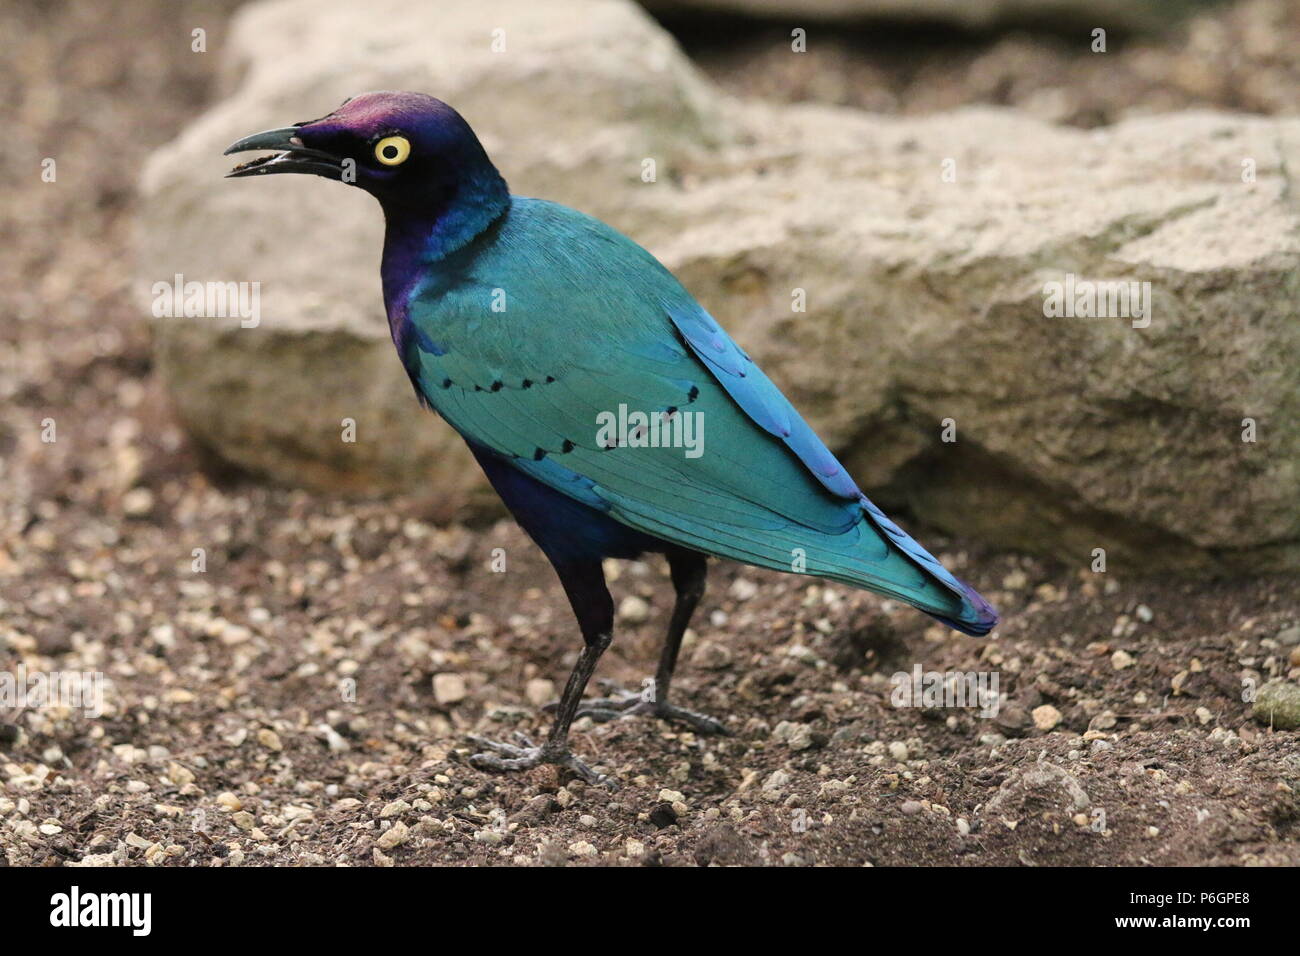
[432,673,467,705]
[729,578,758,601]
[618,595,650,624]
[525,678,555,707]
[1252,680,1300,730]
[1032,704,1062,731]
[375,820,410,850]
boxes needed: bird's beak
[224,125,345,179]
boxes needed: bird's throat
[379,180,510,317]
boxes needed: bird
[225,91,997,785]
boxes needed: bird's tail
[922,576,999,636]
[825,496,999,637]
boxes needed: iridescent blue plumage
[385,195,996,636]
[225,91,997,782]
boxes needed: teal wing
[396,199,996,634]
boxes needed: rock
[139,0,1300,574]
[375,820,410,850]
[691,640,733,670]
[121,487,154,517]
[773,720,817,751]
[1089,711,1118,731]
[900,799,924,815]
[432,673,467,705]
[992,701,1029,736]
[1001,569,1029,590]
[1276,625,1300,646]
[1031,704,1062,731]
[316,723,350,752]
[641,0,1177,33]
[729,578,759,601]
[618,595,651,625]
[1111,650,1135,671]
[984,761,1090,816]
[525,678,556,708]
[1252,680,1300,730]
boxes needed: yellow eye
[374,135,410,166]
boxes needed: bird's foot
[466,732,616,788]
[555,682,730,736]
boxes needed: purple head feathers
[227,91,511,270]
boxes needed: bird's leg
[571,551,729,735]
[468,559,617,786]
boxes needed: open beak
[224,126,345,179]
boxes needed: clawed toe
[658,703,729,735]
[466,735,616,788]
[466,732,535,756]
[468,745,542,772]
[553,683,730,735]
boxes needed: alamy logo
[151,273,260,328]
[1,665,105,718]
[49,886,151,936]
[595,403,704,459]
[1042,273,1151,328]
[890,664,1000,718]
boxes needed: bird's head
[225,91,507,224]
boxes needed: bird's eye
[374,135,411,166]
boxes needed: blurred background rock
[3,0,1299,576]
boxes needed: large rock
[641,0,1196,32]
[138,0,1300,573]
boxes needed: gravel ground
[2,0,1298,867]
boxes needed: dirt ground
[2,0,1298,867]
